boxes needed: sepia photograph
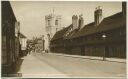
[1,0,127,78]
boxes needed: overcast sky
[10,1,122,39]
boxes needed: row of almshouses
[50,10,126,58]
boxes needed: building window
[48,20,50,26]
[56,28,58,32]
[55,20,58,25]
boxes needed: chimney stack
[72,15,78,30]
[94,6,103,26]
[78,14,84,29]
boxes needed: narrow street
[18,52,126,78]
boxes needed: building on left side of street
[15,21,21,62]
[19,33,27,57]
[2,1,21,76]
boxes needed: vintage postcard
[1,0,127,78]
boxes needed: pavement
[17,52,126,78]
[49,53,126,63]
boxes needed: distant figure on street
[45,49,48,53]
[28,49,31,54]
[26,44,32,55]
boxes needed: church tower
[45,11,61,52]
[45,14,61,39]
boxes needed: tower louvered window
[55,20,58,25]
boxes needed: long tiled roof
[69,22,96,39]
[66,12,126,39]
[97,12,125,32]
[51,24,72,41]
[51,12,126,40]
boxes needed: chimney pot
[94,6,103,26]
[98,6,101,9]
